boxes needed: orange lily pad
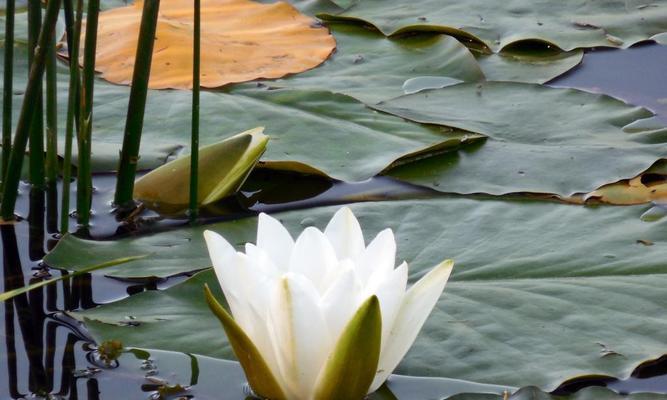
[84,0,336,89]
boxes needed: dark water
[2,42,667,399]
[549,42,667,124]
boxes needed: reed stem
[189,0,200,223]
[27,0,45,188]
[1,0,15,190]
[113,0,161,209]
[60,0,83,233]
[76,0,100,226]
[45,34,58,184]
[0,0,63,220]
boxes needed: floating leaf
[133,127,268,215]
[257,23,484,104]
[85,345,512,399]
[582,171,667,205]
[4,42,480,178]
[81,0,336,89]
[378,82,667,196]
[0,8,65,45]
[320,0,667,52]
[68,198,667,390]
[652,32,667,45]
[450,386,667,400]
[473,46,583,84]
[255,23,583,103]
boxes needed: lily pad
[450,386,667,400]
[94,346,513,399]
[0,8,65,45]
[377,82,667,196]
[257,23,484,104]
[580,159,667,205]
[320,0,667,52]
[652,32,667,45]
[474,46,584,84]
[84,0,336,89]
[66,197,667,390]
[2,43,479,179]
[255,23,584,103]
[254,0,343,16]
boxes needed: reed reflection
[1,220,103,399]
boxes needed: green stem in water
[77,0,100,226]
[27,0,45,188]
[113,0,161,210]
[1,0,15,190]
[189,0,200,223]
[45,32,58,184]
[60,0,83,233]
[0,0,63,220]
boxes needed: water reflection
[0,192,158,399]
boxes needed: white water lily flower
[203,207,453,400]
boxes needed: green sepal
[314,295,382,400]
[203,284,287,400]
[134,127,268,215]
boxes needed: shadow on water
[3,42,667,399]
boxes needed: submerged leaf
[83,0,336,89]
[133,127,268,215]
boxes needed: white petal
[356,229,397,285]
[245,243,280,278]
[289,227,338,293]
[324,207,365,261]
[320,261,363,342]
[369,260,453,393]
[368,262,408,348]
[231,254,284,392]
[256,213,294,271]
[203,231,244,315]
[267,274,333,400]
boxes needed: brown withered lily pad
[83,0,336,89]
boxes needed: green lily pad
[92,346,513,399]
[254,23,583,103]
[254,23,484,104]
[376,82,667,196]
[44,218,254,280]
[451,386,667,400]
[0,8,65,45]
[319,0,667,52]
[255,0,343,15]
[1,43,478,180]
[474,47,584,84]
[652,32,667,45]
[69,197,667,390]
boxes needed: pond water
[2,41,667,399]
